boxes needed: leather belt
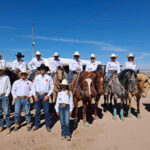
[36,92,48,96]
[0,94,5,97]
[59,103,70,108]
[18,96,28,99]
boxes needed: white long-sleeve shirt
[85,61,98,72]
[69,59,83,72]
[12,59,26,72]
[11,79,33,99]
[125,61,136,70]
[32,74,54,96]
[55,90,74,112]
[0,59,6,68]
[106,61,120,74]
[28,58,45,71]
[0,75,11,97]
[51,59,63,73]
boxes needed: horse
[127,73,150,118]
[104,69,138,120]
[71,71,96,127]
[94,72,105,119]
[53,66,67,102]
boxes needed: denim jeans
[28,70,38,81]
[51,72,55,78]
[59,106,70,137]
[67,71,77,83]
[35,95,50,128]
[104,70,115,92]
[0,96,11,128]
[14,99,31,124]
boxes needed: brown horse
[94,72,105,119]
[53,66,67,102]
[71,71,96,127]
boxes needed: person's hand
[76,69,81,73]
[43,95,49,102]
[57,112,59,116]
[69,111,72,116]
[15,97,19,100]
[34,96,39,102]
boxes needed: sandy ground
[0,91,150,150]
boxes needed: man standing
[12,69,32,131]
[50,52,63,77]
[0,53,6,68]
[28,51,45,81]
[32,64,54,132]
[0,64,11,134]
[67,51,83,83]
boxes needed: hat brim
[37,66,49,71]
[21,72,28,75]
[54,55,60,57]
[36,54,42,56]
[90,56,97,58]
[110,56,118,58]
[127,56,135,58]
[74,54,81,57]
[60,83,69,86]
[16,55,24,58]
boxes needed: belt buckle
[39,92,43,96]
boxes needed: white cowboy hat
[73,51,81,57]
[60,79,68,86]
[110,54,118,58]
[53,52,60,57]
[90,53,97,58]
[21,68,28,74]
[127,53,135,58]
[0,64,4,70]
[0,53,3,57]
[36,51,42,56]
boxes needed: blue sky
[0,0,150,69]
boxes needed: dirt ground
[0,91,150,150]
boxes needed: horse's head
[119,69,138,94]
[95,72,105,95]
[56,66,64,82]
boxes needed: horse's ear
[136,69,139,74]
[144,79,148,83]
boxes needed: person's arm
[125,62,128,69]
[29,82,33,97]
[11,81,17,99]
[94,63,98,71]
[69,60,76,72]
[3,60,6,68]
[117,62,120,73]
[5,77,11,97]
[32,77,37,96]
[69,91,74,112]
[105,62,109,73]
[55,94,60,113]
[80,62,83,72]
[22,62,27,70]
[85,63,89,71]
[50,60,55,73]
[12,61,16,71]
[28,59,33,70]
[47,77,54,96]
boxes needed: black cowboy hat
[37,64,49,71]
[16,52,24,58]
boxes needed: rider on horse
[28,51,46,81]
[12,52,26,73]
[125,53,136,70]
[0,53,6,68]
[104,54,120,96]
[67,51,83,83]
[50,52,63,77]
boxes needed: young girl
[55,79,74,141]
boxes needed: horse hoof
[94,116,98,120]
[120,117,125,121]
[84,122,89,127]
[137,113,141,119]
[113,116,117,120]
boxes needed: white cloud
[0,26,16,30]
[136,52,150,60]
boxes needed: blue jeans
[51,72,55,78]
[35,95,50,128]
[14,99,31,124]
[59,106,70,137]
[104,70,115,91]
[0,96,11,128]
[28,70,38,81]
[67,71,77,83]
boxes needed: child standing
[55,79,74,141]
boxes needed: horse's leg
[113,96,117,120]
[110,94,113,109]
[94,94,100,119]
[120,98,124,120]
[104,95,108,112]
[136,93,141,119]
[83,100,88,127]
[88,98,92,121]
[128,93,132,118]
[74,97,78,124]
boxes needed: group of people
[0,51,136,141]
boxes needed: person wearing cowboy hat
[12,52,26,72]
[0,64,11,134]
[32,64,54,132]
[28,51,46,81]
[104,54,120,95]
[11,68,32,131]
[0,53,6,68]
[67,51,83,83]
[125,53,136,70]
[85,54,98,72]
[50,52,63,77]
[55,79,74,141]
